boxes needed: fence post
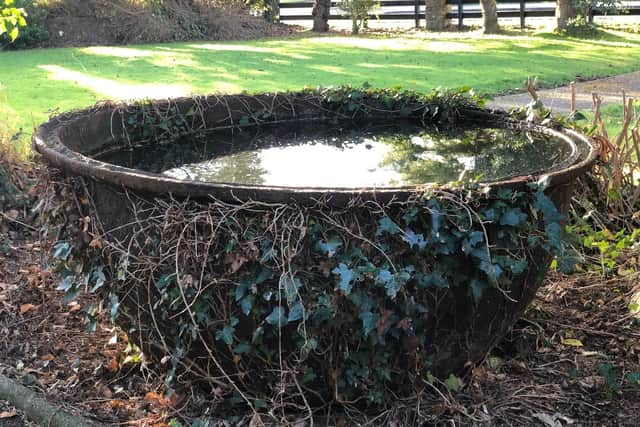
[458,0,463,30]
[415,0,420,28]
[520,0,525,28]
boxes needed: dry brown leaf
[0,411,18,419]
[89,236,103,249]
[40,354,55,362]
[223,252,249,273]
[106,358,119,373]
[144,391,162,403]
[68,301,81,312]
[19,303,36,314]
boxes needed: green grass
[1,30,640,153]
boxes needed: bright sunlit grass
[1,30,640,153]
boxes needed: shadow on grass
[2,32,640,144]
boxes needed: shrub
[0,0,48,49]
[338,0,379,34]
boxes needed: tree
[312,0,330,32]
[479,0,499,34]
[0,0,27,42]
[338,0,379,34]
[556,0,576,30]
[425,0,448,31]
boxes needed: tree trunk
[312,0,331,32]
[556,0,576,30]
[425,0,448,31]
[479,0,499,34]
[264,0,280,23]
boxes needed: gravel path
[489,71,640,113]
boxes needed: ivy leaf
[52,242,72,261]
[418,271,448,288]
[402,206,419,225]
[499,208,527,226]
[462,231,484,254]
[359,311,379,336]
[403,229,427,250]
[288,302,304,322]
[90,267,106,292]
[301,339,318,358]
[62,284,80,303]
[445,373,462,392]
[155,273,174,291]
[534,190,563,224]
[509,259,528,274]
[265,307,287,327]
[626,372,640,385]
[332,263,355,295]
[376,269,392,284]
[108,292,120,321]
[545,222,564,251]
[233,342,252,354]
[252,326,264,344]
[470,278,487,304]
[385,281,401,299]
[480,261,503,282]
[375,216,400,236]
[239,295,254,316]
[215,322,236,345]
[57,275,74,292]
[315,237,342,257]
[430,206,441,235]
[235,280,252,302]
[279,274,302,304]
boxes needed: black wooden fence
[278,0,640,30]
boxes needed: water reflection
[96,121,574,188]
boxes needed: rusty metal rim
[33,104,599,205]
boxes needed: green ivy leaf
[233,342,252,354]
[57,275,74,292]
[288,302,304,322]
[480,261,503,282]
[626,372,640,385]
[375,216,400,236]
[265,307,287,327]
[499,208,527,226]
[315,237,342,257]
[509,259,528,274]
[239,295,254,316]
[90,267,106,292]
[462,231,484,254]
[470,278,487,304]
[279,274,302,304]
[403,229,427,250]
[155,273,174,291]
[62,284,80,303]
[359,311,379,336]
[445,373,462,392]
[52,242,72,261]
[109,292,120,321]
[534,191,563,224]
[332,263,355,295]
[215,322,236,345]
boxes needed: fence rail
[278,0,640,29]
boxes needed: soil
[41,6,301,49]
[0,161,639,425]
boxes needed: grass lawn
[1,30,640,153]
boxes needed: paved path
[488,71,640,113]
